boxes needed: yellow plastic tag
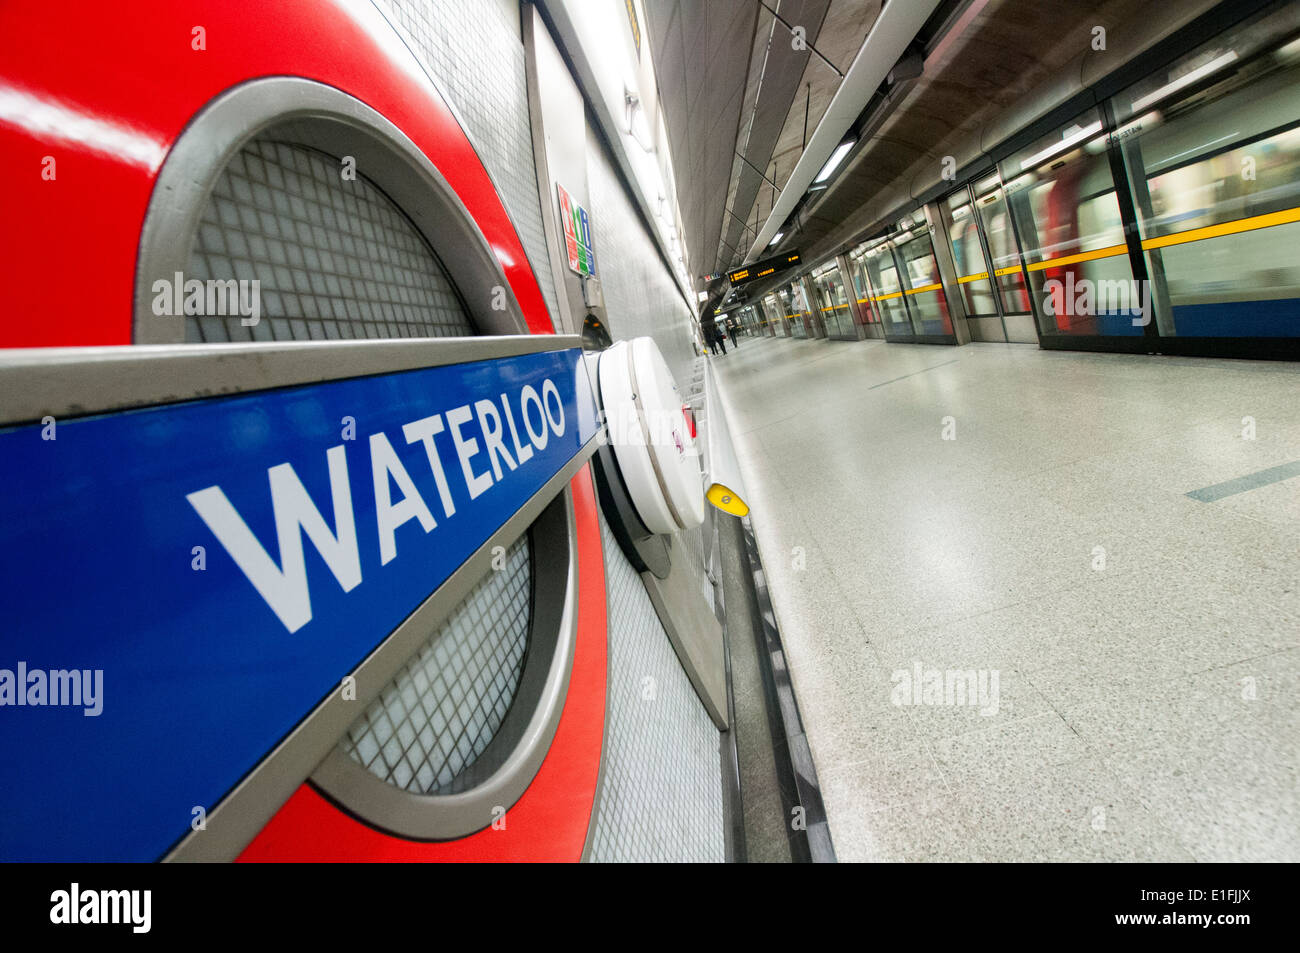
[706,483,749,517]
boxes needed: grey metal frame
[834,252,868,340]
[961,182,1008,334]
[924,201,971,345]
[311,491,579,842]
[0,335,599,860]
[0,335,578,426]
[368,0,561,335]
[969,176,1038,343]
[844,247,881,337]
[520,4,579,336]
[133,77,531,344]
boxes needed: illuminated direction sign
[0,346,600,861]
[726,250,802,287]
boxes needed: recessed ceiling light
[814,139,855,184]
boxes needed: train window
[188,138,474,343]
[339,534,531,795]
[1001,108,1140,338]
[1113,18,1300,339]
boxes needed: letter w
[187,445,362,632]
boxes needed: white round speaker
[597,337,705,535]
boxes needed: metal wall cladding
[189,138,474,342]
[586,509,725,863]
[340,536,531,794]
[376,0,562,329]
[585,124,700,390]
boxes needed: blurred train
[946,21,1300,344]
[734,2,1300,355]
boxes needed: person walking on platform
[706,320,726,356]
[727,319,740,348]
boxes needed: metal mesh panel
[187,138,475,343]
[586,130,697,387]
[340,536,531,794]
[373,0,562,328]
[587,508,725,862]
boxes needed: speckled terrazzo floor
[713,334,1300,862]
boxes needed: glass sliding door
[779,285,807,338]
[762,293,782,336]
[859,237,912,340]
[1113,20,1300,345]
[1001,107,1145,345]
[812,262,856,339]
[895,231,953,338]
[970,175,1037,343]
[943,185,1004,341]
[885,209,956,343]
[846,243,884,336]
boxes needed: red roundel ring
[0,0,607,860]
[240,468,608,862]
[0,0,553,345]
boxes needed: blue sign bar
[0,347,599,861]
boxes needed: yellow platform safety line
[1026,243,1129,272]
[1014,207,1300,274]
[706,482,749,517]
[845,207,1300,307]
[1139,205,1300,251]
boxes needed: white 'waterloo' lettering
[187,379,569,633]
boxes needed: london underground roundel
[0,0,608,863]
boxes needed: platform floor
[713,334,1299,862]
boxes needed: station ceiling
[644,0,879,296]
[646,0,1223,309]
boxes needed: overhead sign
[0,347,600,861]
[625,0,640,57]
[558,184,597,277]
[727,250,802,287]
